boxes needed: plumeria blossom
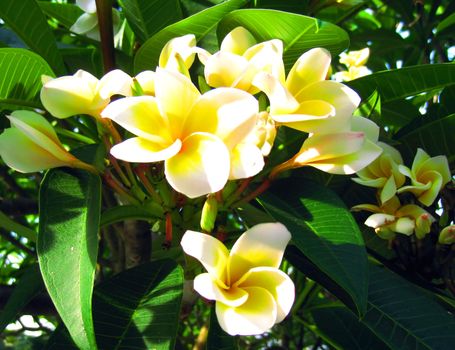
[253,47,361,134]
[159,34,197,75]
[333,66,371,82]
[397,148,451,206]
[353,196,435,239]
[102,68,262,198]
[199,27,285,94]
[0,111,92,173]
[181,223,295,336]
[439,225,455,245]
[70,0,121,41]
[353,142,405,204]
[243,111,277,157]
[40,69,132,119]
[339,48,370,67]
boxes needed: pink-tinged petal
[101,96,172,145]
[286,48,331,96]
[97,69,132,99]
[165,132,230,198]
[135,70,155,95]
[236,267,295,323]
[181,231,229,283]
[204,51,249,88]
[365,213,396,229]
[220,27,256,55]
[216,286,277,336]
[0,129,72,173]
[228,223,291,283]
[154,68,200,136]
[70,12,98,35]
[184,88,258,149]
[193,273,248,307]
[229,143,264,180]
[294,80,360,124]
[253,72,299,115]
[110,137,181,163]
[351,116,379,142]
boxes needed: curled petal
[220,27,256,55]
[389,217,415,236]
[229,143,264,180]
[135,70,155,95]
[110,138,181,163]
[228,223,291,283]
[76,0,97,13]
[216,286,277,336]
[159,34,197,71]
[70,12,98,35]
[365,213,396,229]
[204,52,249,88]
[165,132,230,198]
[181,231,229,283]
[193,273,248,307]
[97,69,132,99]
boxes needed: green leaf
[38,2,83,29]
[312,306,389,350]
[395,113,455,165]
[0,0,66,75]
[218,9,350,71]
[362,264,455,349]
[436,12,455,36]
[0,264,44,332]
[100,204,163,227]
[46,260,184,350]
[207,306,237,350]
[0,210,37,242]
[259,179,368,315]
[354,89,381,123]
[133,0,248,73]
[120,0,183,43]
[347,63,455,103]
[0,48,54,110]
[38,168,101,350]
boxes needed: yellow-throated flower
[0,111,92,173]
[102,68,262,198]
[181,223,295,336]
[40,69,132,119]
[397,148,451,206]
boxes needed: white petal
[110,137,181,163]
[76,0,97,13]
[70,13,98,35]
[97,69,132,99]
[229,143,264,179]
[193,273,248,307]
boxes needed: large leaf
[38,168,101,350]
[0,264,44,332]
[218,9,349,71]
[347,63,455,103]
[46,260,184,350]
[0,0,66,75]
[0,48,54,110]
[259,179,368,315]
[361,264,455,349]
[120,0,183,43]
[133,0,248,73]
[38,2,83,29]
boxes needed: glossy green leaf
[133,0,248,73]
[354,89,381,123]
[260,179,368,315]
[347,63,455,103]
[38,168,101,350]
[436,12,455,36]
[120,0,183,43]
[38,2,83,29]
[312,306,389,350]
[0,0,66,75]
[100,203,163,227]
[0,264,44,332]
[207,306,237,350]
[218,9,350,70]
[0,48,54,109]
[0,210,37,242]
[46,260,184,350]
[362,264,455,349]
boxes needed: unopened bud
[439,225,455,245]
[200,195,218,232]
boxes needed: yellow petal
[135,70,155,95]
[204,51,249,88]
[220,27,256,55]
[193,273,248,307]
[228,223,291,283]
[97,69,132,99]
[101,96,172,145]
[380,176,398,204]
[110,137,181,163]
[155,68,200,137]
[215,286,277,336]
[165,132,230,198]
[229,143,264,180]
[236,267,294,323]
[339,48,370,67]
[181,230,229,283]
[286,48,331,96]
[389,217,415,236]
[159,34,196,71]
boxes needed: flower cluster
[352,146,451,240]
[333,47,371,82]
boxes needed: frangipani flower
[439,225,455,245]
[41,69,132,119]
[397,148,451,206]
[339,48,370,67]
[242,111,277,157]
[253,48,361,134]
[353,196,435,239]
[333,66,371,82]
[353,142,405,204]
[0,111,92,173]
[200,27,285,94]
[159,34,197,74]
[102,68,262,198]
[181,223,295,336]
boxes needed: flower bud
[439,225,455,245]
[200,195,218,232]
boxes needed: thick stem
[95,0,115,73]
